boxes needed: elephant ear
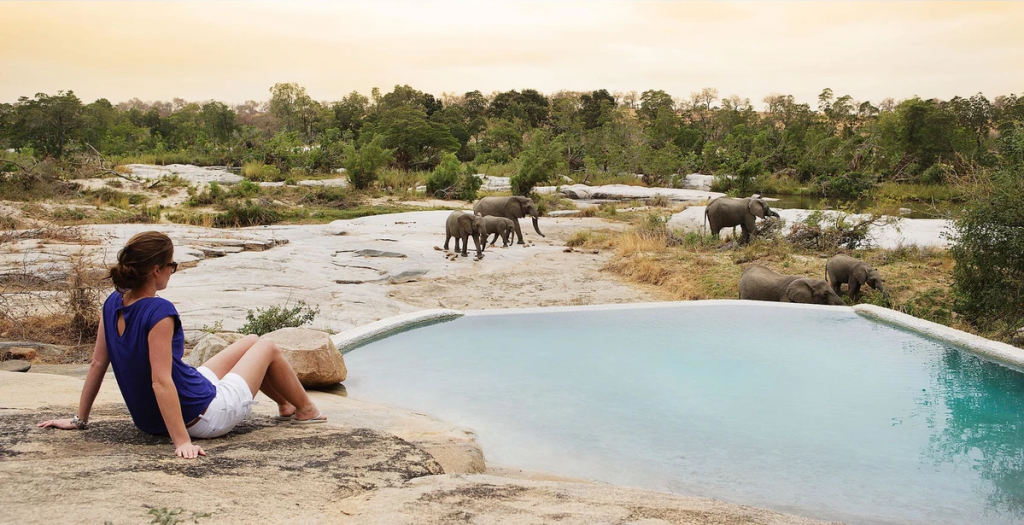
[854,265,869,285]
[784,279,811,303]
[505,198,524,218]
[747,199,767,219]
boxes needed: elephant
[738,264,846,306]
[704,196,781,244]
[826,254,888,302]
[480,216,515,248]
[473,196,544,245]
[444,211,486,258]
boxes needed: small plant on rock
[238,300,320,336]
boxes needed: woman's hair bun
[106,231,174,291]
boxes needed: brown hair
[108,231,174,291]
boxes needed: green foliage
[949,146,1024,336]
[147,506,211,525]
[186,181,225,207]
[343,135,395,190]
[238,300,320,336]
[425,153,482,200]
[214,200,281,227]
[241,162,283,182]
[816,171,876,199]
[511,131,565,195]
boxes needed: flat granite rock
[0,360,31,372]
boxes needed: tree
[949,127,1024,337]
[268,83,319,139]
[343,134,394,189]
[639,90,675,125]
[579,89,616,130]
[11,91,83,157]
[488,89,550,128]
[372,105,459,169]
[331,91,369,135]
[511,131,565,195]
[425,152,481,200]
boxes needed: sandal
[292,411,327,424]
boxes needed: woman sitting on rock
[38,231,326,459]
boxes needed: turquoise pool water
[343,303,1024,524]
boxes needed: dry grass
[601,222,966,333]
[0,252,106,356]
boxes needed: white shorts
[187,366,256,439]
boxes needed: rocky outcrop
[262,327,347,388]
[185,332,246,366]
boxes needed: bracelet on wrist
[70,414,88,430]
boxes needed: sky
[1,1,1022,108]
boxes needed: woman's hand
[37,418,79,430]
[174,442,206,459]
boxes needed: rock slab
[185,332,247,366]
[262,327,348,388]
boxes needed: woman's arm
[149,317,205,459]
[38,319,110,430]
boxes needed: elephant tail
[703,208,708,234]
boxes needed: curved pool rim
[333,300,1024,371]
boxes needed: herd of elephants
[443,195,888,306]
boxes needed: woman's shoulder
[146,296,179,315]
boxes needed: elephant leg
[461,234,470,256]
[443,231,451,251]
[512,218,525,244]
[849,278,862,301]
[489,232,499,246]
[830,278,843,296]
[473,233,483,258]
[739,224,751,244]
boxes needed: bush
[511,132,565,196]
[816,171,875,199]
[232,179,262,198]
[186,181,225,206]
[238,300,320,336]
[949,169,1024,336]
[214,200,281,227]
[344,135,394,190]
[241,162,283,182]
[424,153,481,200]
[786,209,879,251]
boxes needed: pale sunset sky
[1,1,1022,107]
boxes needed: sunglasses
[166,261,179,274]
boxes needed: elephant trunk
[532,216,544,237]
[828,294,846,306]
[767,209,781,219]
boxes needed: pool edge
[331,309,464,354]
[855,304,1024,371]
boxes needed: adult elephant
[704,196,781,244]
[473,196,544,245]
[738,265,845,306]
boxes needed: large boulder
[262,327,347,388]
[185,332,246,366]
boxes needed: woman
[38,231,326,459]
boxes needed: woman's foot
[274,403,297,421]
[293,404,323,422]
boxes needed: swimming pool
[342,302,1024,524]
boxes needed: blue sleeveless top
[102,292,216,435]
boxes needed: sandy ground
[0,370,833,525]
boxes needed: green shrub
[241,162,283,182]
[816,171,875,199]
[232,179,262,198]
[949,168,1024,336]
[186,181,225,207]
[344,135,394,190]
[214,201,280,227]
[511,132,565,196]
[238,300,320,336]
[425,153,482,200]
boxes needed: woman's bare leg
[200,334,294,416]
[199,334,259,378]
[229,339,319,420]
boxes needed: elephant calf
[444,211,486,259]
[704,196,781,244]
[473,196,544,245]
[826,254,888,302]
[739,265,845,306]
[480,216,515,248]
